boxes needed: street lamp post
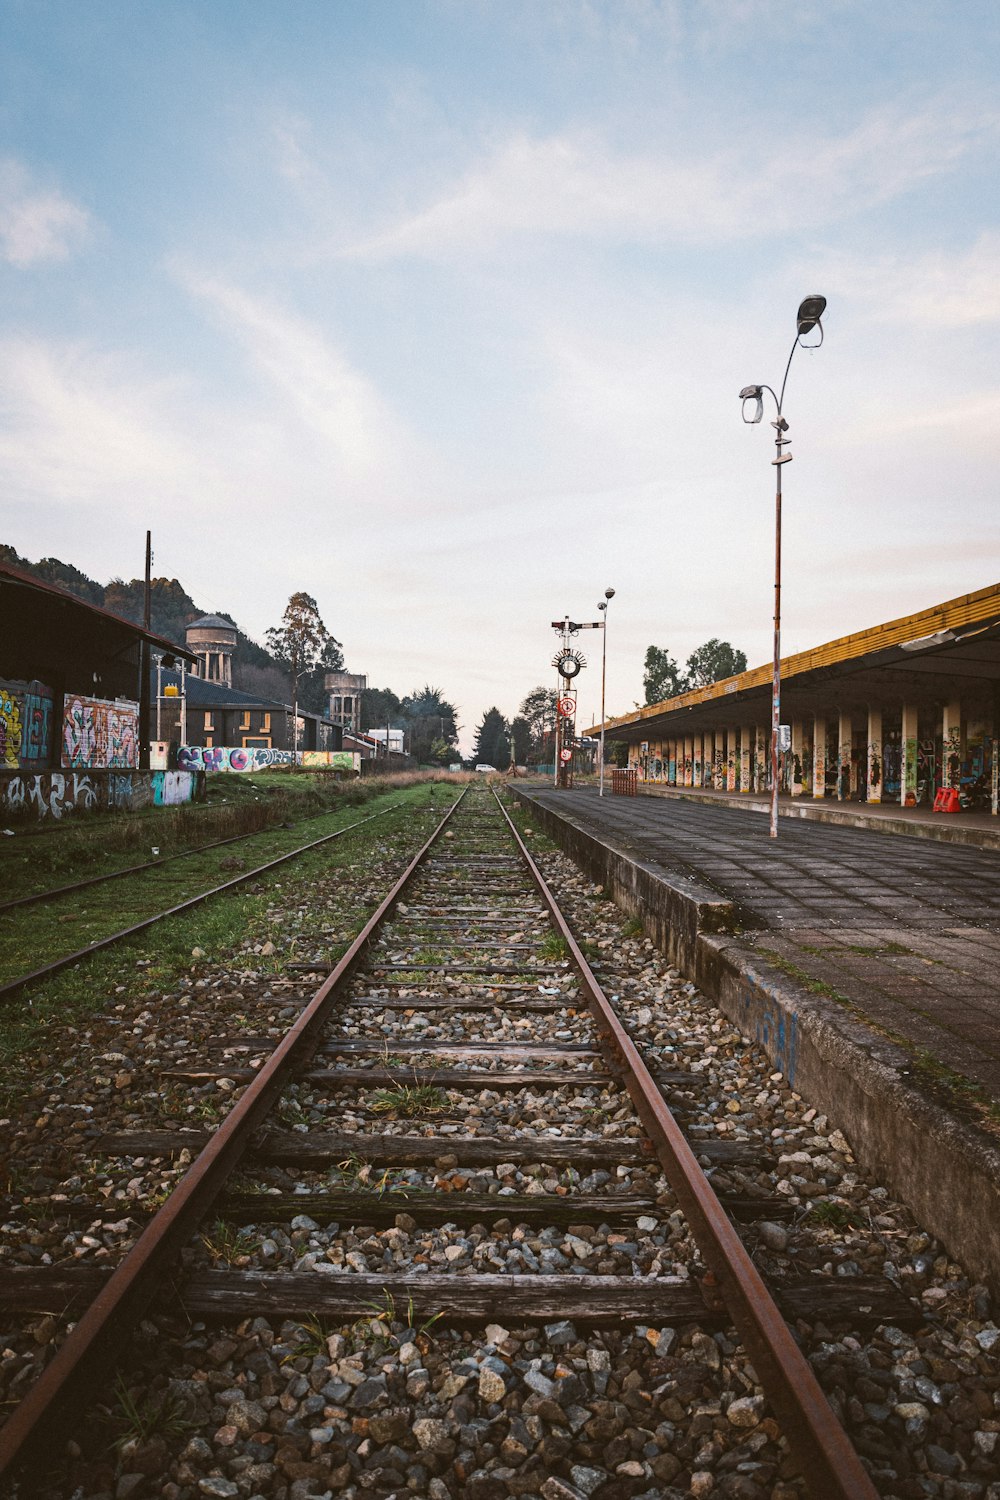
[740,295,827,839]
[598,587,615,796]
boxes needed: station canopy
[594,583,1000,743]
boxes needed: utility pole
[138,530,152,770]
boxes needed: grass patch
[103,1375,197,1456]
[0,781,452,988]
[805,1200,860,1229]
[754,947,851,1006]
[199,1221,259,1266]
[540,932,570,961]
[368,1084,450,1118]
[0,781,455,1120]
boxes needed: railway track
[0,799,418,1005]
[0,782,901,1497]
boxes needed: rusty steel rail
[0,802,404,1005]
[0,804,347,916]
[493,789,879,1500]
[0,788,468,1480]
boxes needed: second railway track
[0,784,995,1497]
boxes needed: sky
[1,1,999,751]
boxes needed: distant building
[186,614,237,685]
[326,670,367,735]
[367,726,405,755]
[152,669,341,754]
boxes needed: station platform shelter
[595,583,1000,814]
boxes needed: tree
[684,638,747,688]
[642,639,747,703]
[643,646,686,705]
[400,685,459,765]
[360,687,404,734]
[518,686,558,756]
[266,593,339,753]
[472,707,509,768]
[509,715,531,766]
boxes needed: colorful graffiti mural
[62,695,139,770]
[0,679,54,769]
[175,746,361,774]
[177,746,296,773]
[1,769,198,820]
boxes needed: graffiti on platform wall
[0,679,54,769]
[177,746,296,773]
[1,769,198,820]
[153,770,194,805]
[62,695,139,770]
[2,771,96,819]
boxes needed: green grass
[199,1220,259,1265]
[806,1200,859,1228]
[0,780,457,1121]
[104,1375,197,1455]
[540,932,570,961]
[367,1083,450,1117]
[754,947,851,1005]
[0,780,452,988]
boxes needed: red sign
[557,696,576,718]
[559,748,573,762]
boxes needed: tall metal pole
[599,609,609,797]
[741,295,826,840]
[770,455,782,839]
[138,530,152,770]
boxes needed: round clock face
[558,655,580,678]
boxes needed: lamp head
[604,587,615,600]
[598,601,607,612]
[740,386,764,424]
[796,294,827,341]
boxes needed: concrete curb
[514,787,1000,1297]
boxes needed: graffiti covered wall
[0,679,54,769]
[175,747,360,774]
[177,746,296,773]
[0,769,200,821]
[62,695,139,769]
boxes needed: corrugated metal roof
[0,559,198,661]
[599,582,1000,735]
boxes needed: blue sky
[2,1,999,748]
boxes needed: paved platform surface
[523,785,1000,1105]
[623,781,1000,850]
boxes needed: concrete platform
[624,780,1000,851]
[514,784,1000,1296]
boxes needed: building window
[262,713,271,731]
[204,712,214,730]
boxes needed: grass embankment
[0,777,462,988]
[0,778,461,1120]
[0,770,465,900]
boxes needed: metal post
[179,659,187,747]
[599,615,608,797]
[156,658,162,742]
[770,455,782,838]
[138,530,152,770]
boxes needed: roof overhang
[592,583,1000,742]
[1,561,198,663]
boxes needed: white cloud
[0,158,91,267]
[175,269,408,478]
[346,101,996,260]
[816,233,1000,330]
[0,338,198,502]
